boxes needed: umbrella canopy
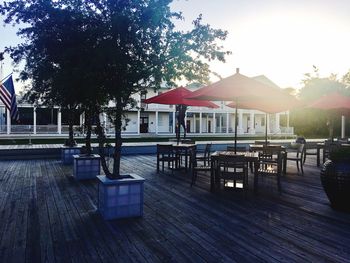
[187,69,299,151]
[187,70,283,102]
[226,92,301,114]
[307,91,350,138]
[143,86,218,108]
[307,92,350,113]
[143,87,218,143]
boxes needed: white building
[0,76,294,137]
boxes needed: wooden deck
[1,155,350,263]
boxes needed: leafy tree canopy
[1,0,231,177]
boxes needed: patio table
[172,143,196,171]
[210,151,259,193]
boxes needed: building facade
[0,87,293,137]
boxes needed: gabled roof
[252,75,280,90]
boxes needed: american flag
[0,75,19,121]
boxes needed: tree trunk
[66,110,76,147]
[112,103,123,178]
[84,110,92,155]
[96,114,113,178]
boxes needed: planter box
[61,146,81,164]
[97,174,145,220]
[73,154,100,180]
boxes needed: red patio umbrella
[307,91,350,138]
[187,69,300,152]
[143,87,218,143]
[226,93,301,144]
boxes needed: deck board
[0,154,350,262]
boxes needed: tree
[1,0,230,178]
[1,0,108,151]
[291,66,348,138]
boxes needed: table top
[211,151,259,161]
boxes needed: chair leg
[296,161,300,171]
[191,170,196,186]
[300,161,304,175]
[303,154,306,164]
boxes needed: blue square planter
[97,174,145,220]
[61,146,81,165]
[73,154,100,180]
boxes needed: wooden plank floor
[1,155,350,263]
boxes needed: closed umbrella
[187,69,300,152]
[143,87,218,143]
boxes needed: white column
[57,109,62,134]
[137,110,140,135]
[249,112,255,134]
[226,112,229,134]
[266,114,270,134]
[103,112,107,131]
[33,107,37,134]
[206,114,209,133]
[199,112,202,134]
[172,111,176,135]
[341,115,346,138]
[213,112,216,134]
[238,110,244,134]
[275,113,281,134]
[193,112,196,134]
[6,109,10,135]
[155,111,159,135]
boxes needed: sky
[1,0,350,91]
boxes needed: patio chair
[257,146,283,193]
[303,141,318,165]
[217,154,249,193]
[286,143,305,175]
[195,143,212,166]
[157,144,178,174]
[323,141,342,163]
[189,148,211,187]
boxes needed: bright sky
[171,0,350,89]
[1,0,350,91]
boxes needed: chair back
[218,155,248,179]
[157,144,174,156]
[204,143,212,157]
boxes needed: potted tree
[2,0,230,219]
[321,146,350,212]
[88,1,230,220]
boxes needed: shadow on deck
[0,155,350,262]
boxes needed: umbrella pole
[265,113,268,145]
[234,102,238,154]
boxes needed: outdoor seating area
[1,152,350,262]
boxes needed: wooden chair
[286,143,305,175]
[303,141,318,164]
[157,144,178,174]
[189,148,211,187]
[257,146,283,193]
[195,143,212,166]
[217,154,248,192]
[323,141,341,164]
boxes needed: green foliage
[291,66,350,138]
[1,0,230,177]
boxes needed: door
[186,120,191,133]
[140,117,149,133]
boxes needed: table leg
[254,160,259,194]
[210,159,215,192]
